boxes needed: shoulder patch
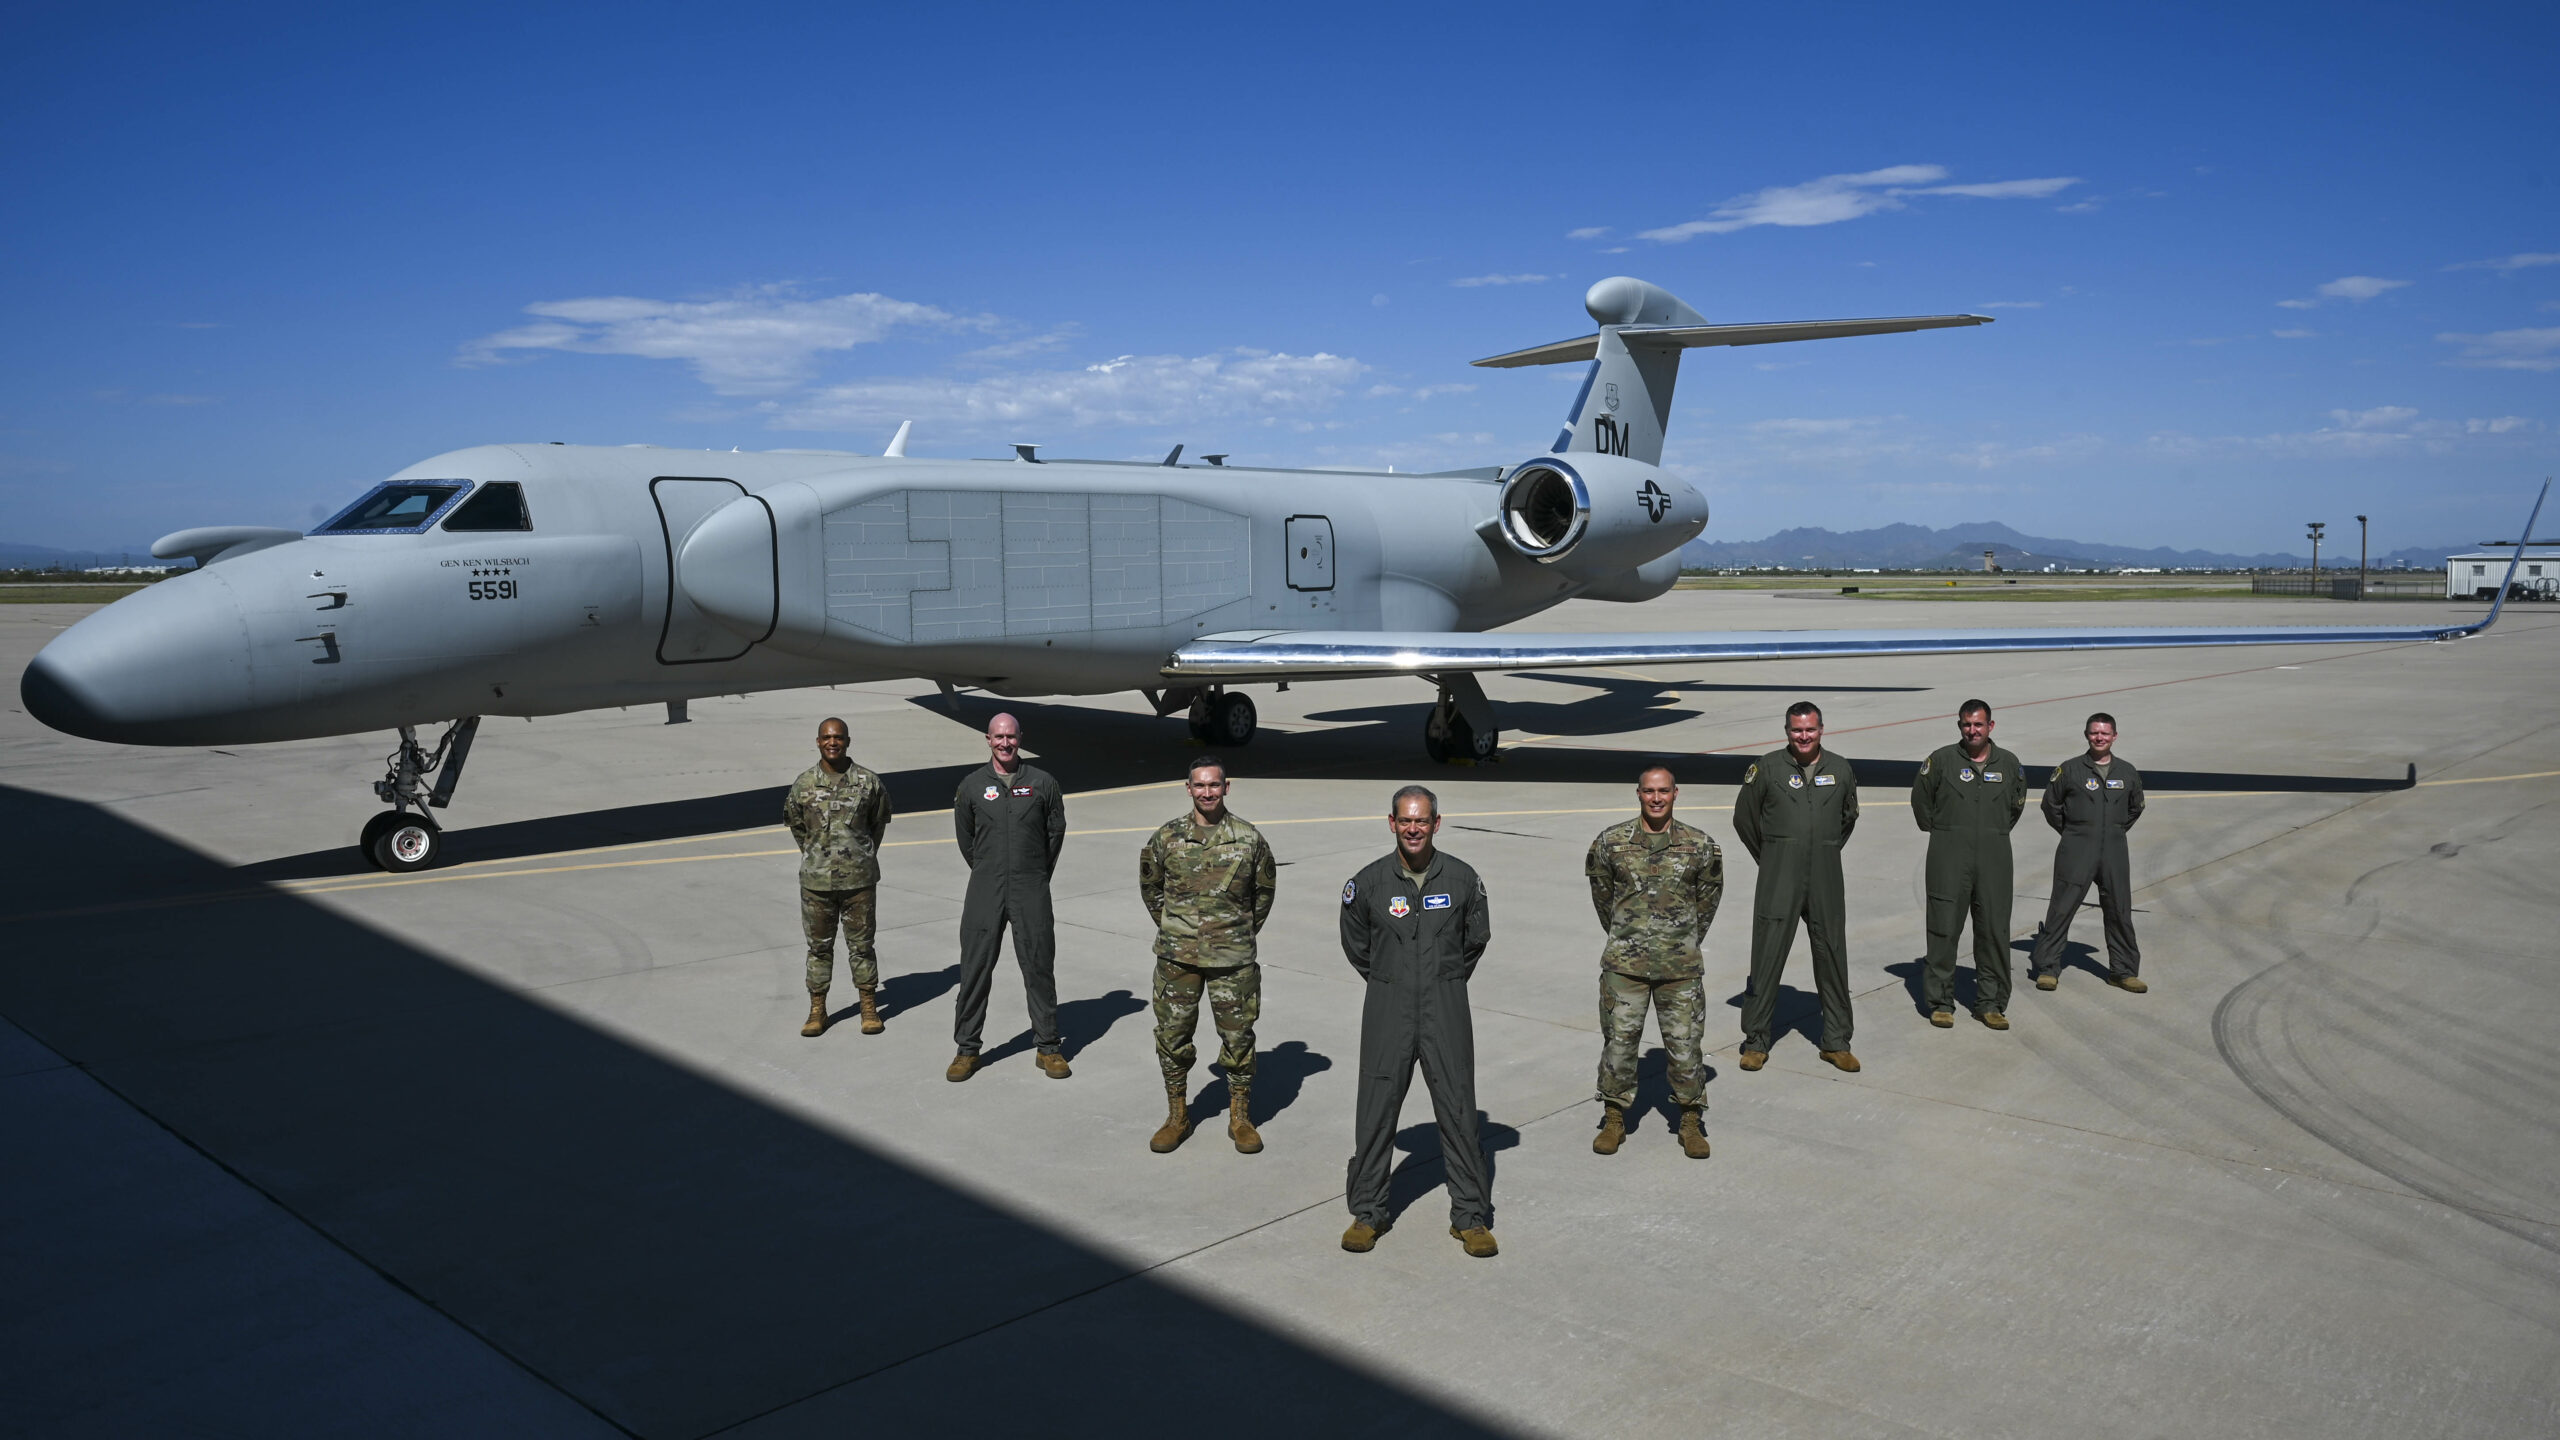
[1342,879,1356,906]
[1919,756,1931,775]
[1743,762,1758,785]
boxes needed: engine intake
[1499,463,1588,558]
[1494,454,1706,574]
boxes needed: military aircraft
[21,277,2542,872]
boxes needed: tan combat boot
[1592,1103,1627,1155]
[1341,1220,1384,1252]
[1449,1226,1499,1258]
[800,992,829,1038]
[1227,1086,1264,1154]
[1679,1107,1711,1160]
[857,987,883,1034]
[1149,1082,1191,1153]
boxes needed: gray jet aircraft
[21,277,2541,871]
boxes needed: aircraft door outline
[651,476,775,664]
[1285,514,1334,592]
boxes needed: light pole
[2307,521,2326,592]
[2356,514,2368,600]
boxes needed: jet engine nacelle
[1495,453,1705,577]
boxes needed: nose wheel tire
[370,813,443,872]
[357,811,404,869]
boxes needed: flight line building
[2446,548,2560,598]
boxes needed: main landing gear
[358,716,479,872]
[1144,686,1259,747]
[1422,674,1501,765]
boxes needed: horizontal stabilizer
[1474,314,1992,368]
[1165,614,2498,681]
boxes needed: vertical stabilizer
[1551,278,1707,466]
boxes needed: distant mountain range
[1681,521,2459,572]
[2,541,168,571]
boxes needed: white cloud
[773,349,1368,434]
[1977,301,2044,309]
[1371,294,1390,307]
[1566,227,1611,241]
[2147,405,2544,459]
[2316,275,2410,302]
[2443,253,2560,273]
[1637,165,2081,242]
[1366,382,1477,400]
[2437,327,2560,371]
[459,285,988,394]
[2272,328,2319,339]
[1451,273,1553,287]
[2056,200,2103,214]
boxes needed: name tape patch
[2106,779,2125,788]
[1813,774,1837,787]
[1422,893,1452,910]
[1011,786,1034,797]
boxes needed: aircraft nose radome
[19,650,112,741]
[20,575,253,744]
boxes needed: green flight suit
[952,762,1067,1056]
[2031,753,2146,980]
[1339,849,1492,1232]
[1910,742,2027,1015]
[1732,747,1858,1054]
[1138,811,1278,1084]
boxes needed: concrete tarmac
[5,590,2556,1438]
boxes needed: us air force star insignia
[1787,775,1804,789]
[1342,880,1356,906]
[983,784,1000,801]
[1388,895,1411,918]
[1960,768,1975,783]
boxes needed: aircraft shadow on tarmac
[0,784,1510,1438]
[222,688,2415,886]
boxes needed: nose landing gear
[360,716,479,872]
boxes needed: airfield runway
[4,588,2556,1439]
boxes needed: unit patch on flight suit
[1342,880,1357,906]
[2085,777,2101,790]
[1959,768,1976,782]
[1388,895,1411,918]
[1787,775,1805,789]
[983,784,1001,800]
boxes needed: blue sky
[4,1,2555,554]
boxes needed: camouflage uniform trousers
[1596,970,1707,1110]
[1153,957,1260,1084]
[801,886,878,995]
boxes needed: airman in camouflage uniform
[1585,765,1724,1159]
[785,717,892,1037]
[1137,756,1278,1154]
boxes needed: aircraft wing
[1473,314,1992,368]
[1164,612,2503,682]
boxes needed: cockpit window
[313,481,468,534]
[442,481,533,532]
